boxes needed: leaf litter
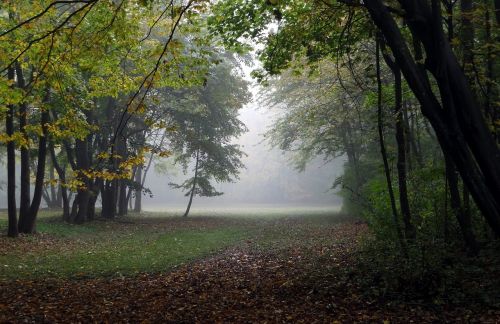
[0,216,498,323]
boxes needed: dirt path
[0,220,497,323]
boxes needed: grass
[1,227,249,279]
[0,210,252,279]
[0,206,343,280]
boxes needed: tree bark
[363,0,500,235]
[184,148,200,218]
[73,139,90,224]
[495,0,500,25]
[6,67,18,237]
[117,136,128,216]
[376,38,407,254]
[49,164,57,207]
[118,179,128,216]
[49,141,70,221]
[102,180,117,219]
[394,66,416,240]
[19,108,49,233]
[445,155,479,254]
[484,7,497,140]
[15,63,30,231]
[134,166,142,212]
[87,179,101,221]
[381,40,416,240]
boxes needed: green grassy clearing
[0,207,344,280]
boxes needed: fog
[0,68,344,212]
[141,98,344,211]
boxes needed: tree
[168,58,249,217]
[210,0,500,235]
[1,0,215,228]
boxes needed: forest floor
[0,209,498,323]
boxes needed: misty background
[0,69,344,212]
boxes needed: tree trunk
[134,166,142,212]
[73,191,89,224]
[116,136,128,216]
[125,167,137,212]
[495,0,500,25]
[403,102,424,169]
[484,7,497,141]
[87,179,101,221]
[184,148,200,218]
[19,109,49,233]
[70,197,78,223]
[445,155,479,254]
[460,0,474,76]
[444,172,450,242]
[118,179,128,216]
[141,131,167,191]
[49,164,57,207]
[56,184,62,208]
[16,63,30,231]
[381,40,416,240]
[394,67,415,240]
[102,179,117,219]
[49,142,70,221]
[363,0,500,235]
[376,38,407,254]
[42,187,52,208]
[6,67,18,237]
[74,139,91,224]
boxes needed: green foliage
[167,57,250,198]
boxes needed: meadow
[0,207,497,322]
[0,206,341,280]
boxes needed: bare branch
[112,0,194,151]
[0,0,98,38]
[0,1,95,73]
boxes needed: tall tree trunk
[363,0,500,235]
[125,167,137,212]
[102,180,117,219]
[394,66,415,240]
[458,0,475,228]
[101,181,110,218]
[116,136,128,216]
[20,109,49,233]
[445,155,479,254]
[73,139,90,224]
[184,148,200,218]
[42,187,52,208]
[381,40,416,240]
[484,7,498,141]
[444,173,450,242]
[56,184,62,208]
[460,0,474,77]
[118,179,128,216]
[403,102,424,169]
[376,38,407,254]
[87,179,101,221]
[134,166,142,212]
[49,142,70,221]
[6,67,17,237]
[15,63,30,231]
[495,0,500,25]
[141,131,167,191]
[49,164,57,207]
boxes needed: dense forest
[0,0,499,322]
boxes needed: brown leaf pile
[0,221,498,323]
